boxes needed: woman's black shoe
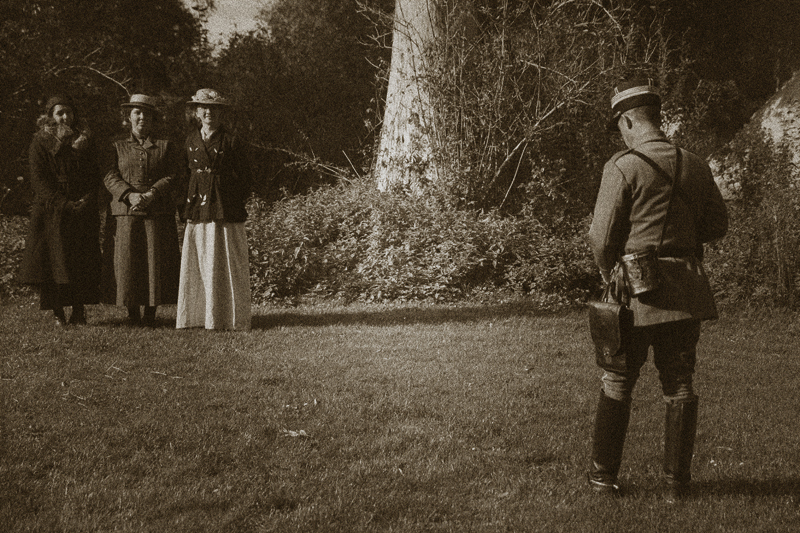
[126,306,141,325]
[53,307,67,326]
[68,305,87,325]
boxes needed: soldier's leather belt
[657,247,695,258]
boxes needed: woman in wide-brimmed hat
[176,88,253,331]
[19,94,102,326]
[104,94,181,326]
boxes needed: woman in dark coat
[19,95,102,326]
[104,94,181,326]
[176,88,253,330]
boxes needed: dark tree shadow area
[250,301,577,330]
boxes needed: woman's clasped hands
[128,189,156,212]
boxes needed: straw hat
[186,88,231,106]
[120,94,160,111]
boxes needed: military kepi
[607,78,660,131]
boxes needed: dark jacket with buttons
[182,127,252,223]
[104,134,181,216]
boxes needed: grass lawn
[1,298,799,532]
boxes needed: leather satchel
[587,272,633,373]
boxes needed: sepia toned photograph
[1,1,798,531]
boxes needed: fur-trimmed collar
[35,117,91,156]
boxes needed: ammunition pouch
[621,249,662,297]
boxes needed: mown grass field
[1,298,798,532]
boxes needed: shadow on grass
[251,300,574,330]
[83,300,579,330]
[94,317,179,329]
[695,477,800,497]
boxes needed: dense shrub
[247,178,372,301]
[705,128,800,308]
[2,177,598,308]
[246,176,598,305]
[0,216,31,301]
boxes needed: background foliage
[661,0,800,155]
[208,0,393,200]
[3,0,800,306]
[246,176,596,304]
[0,0,206,214]
[705,131,800,308]
[427,0,656,215]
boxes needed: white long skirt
[176,221,251,330]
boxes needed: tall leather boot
[663,396,698,502]
[588,391,631,495]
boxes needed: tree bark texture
[375,0,441,192]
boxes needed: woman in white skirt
[176,89,253,330]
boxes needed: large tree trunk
[375,0,442,192]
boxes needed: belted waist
[622,247,696,260]
[658,247,696,258]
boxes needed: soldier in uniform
[586,78,729,500]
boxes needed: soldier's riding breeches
[601,319,701,403]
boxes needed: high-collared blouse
[182,127,252,223]
[105,134,181,216]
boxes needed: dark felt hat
[45,95,74,116]
[120,94,160,111]
[607,78,661,132]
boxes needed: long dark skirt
[38,282,95,311]
[112,215,180,307]
[20,203,102,310]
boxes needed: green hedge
[246,176,598,305]
[1,182,598,306]
[704,129,800,308]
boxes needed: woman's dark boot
[588,391,631,496]
[127,306,141,325]
[53,307,67,326]
[664,397,698,503]
[68,304,86,325]
[141,306,157,327]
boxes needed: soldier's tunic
[588,131,728,327]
